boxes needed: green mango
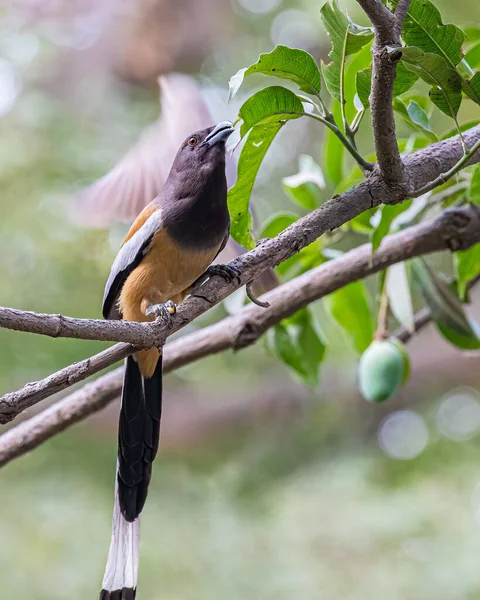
[358,338,408,403]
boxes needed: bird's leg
[192,264,242,291]
[145,300,177,322]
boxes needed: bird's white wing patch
[102,209,163,319]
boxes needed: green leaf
[282,154,326,210]
[393,62,419,96]
[356,67,371,109]
[429,86,461,118]
[465,42,480,69]
[465,28,480,43]
[324,281,374,353]
[386,262,415,333]
[266,308,325,385]
[320,0,373,103]
[228,45,321,102]
[260,212,316,278]
[412,259,480,349]
[400,47,462,118]
[440,120,480,140]
[393,97,438,141]
[323,100,344,187]
[392,0,466,67]
[260,211,298,239]
[455,244,480,300]
[461,72,480,106]
[238,86,304,138]
[371,200,413,252]
[407,100,434,133]
[228,122,283,249]
[391,0,480,105]
[470,165,480,205]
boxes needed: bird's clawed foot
[204,264,242,285]
[145,300,176,323]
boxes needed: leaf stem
[273,110,374,172]
[412,137,480,197]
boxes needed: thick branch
[1,204,479,466]
[357,0,410,185]
[0,126,480,423]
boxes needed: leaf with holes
[400,47,462,118]
[228,45,321,102]
[320,0,373,103]
[392,0,480,105]
[238,86,304,138]
[392,0,465,66]
[228,123,282,249]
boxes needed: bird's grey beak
[202,121,235,147]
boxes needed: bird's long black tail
[100,354,163,600]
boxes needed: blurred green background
[1,0,480,598]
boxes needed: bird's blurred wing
[77,73,214,228]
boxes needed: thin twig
[274,111,374,171]
[413,138,480,197]
[393,0,412,37]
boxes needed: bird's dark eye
[187,137,197,147]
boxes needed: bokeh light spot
[378,410,429,460]
[436,387,480,442]
[236,0,282,15]
[0,58,20,117]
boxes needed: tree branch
[356,0,395,30]
[357,0,409,185]
[0,307,168,347]
[393,0,412,37]
[1,204,479,466]
[0,126,480,423]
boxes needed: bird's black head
[168,121,235,177]
[161,121,234,249]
